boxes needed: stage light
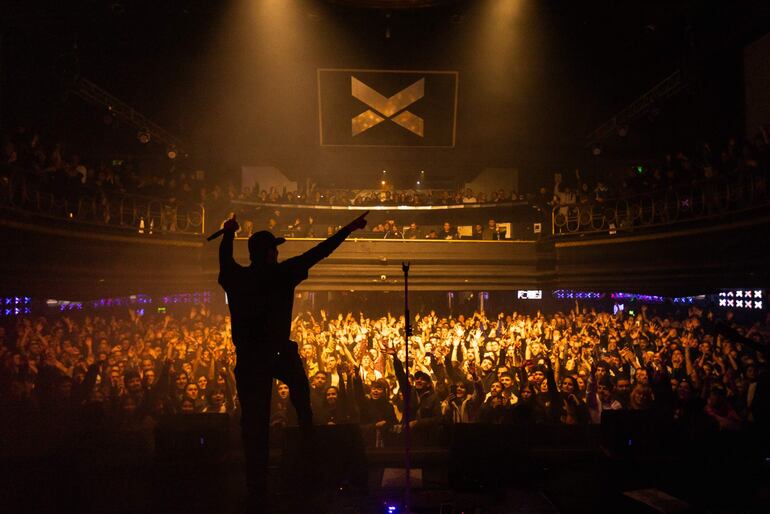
[383,503,398,514]
[517,290,542,300]
[611,292,665,303]
[2,296,32,317]
[167,147,178,160]
[137,130,151,144]
[381,180,386,185]
[553,290,605,299]
[416,180,421,185]
[717,290,764,309]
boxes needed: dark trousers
[234,340,314,505]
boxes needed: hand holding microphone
[207,215,239,241]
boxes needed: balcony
[0,167,205,238]
[1,166,768,297]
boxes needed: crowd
[242,186,522,207]
[0,126,515,210]
[228,214,512,241]
[286,304,769,440]
[0,126,208,205]
[0,305,238,446]
[2,302,768,449]
[0,125,527,237]
[550,127,770,211]
[226,188,522,239]
[5,123,769,240]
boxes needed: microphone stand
[401,261,413,514]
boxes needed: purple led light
[553,290,606,300]
[610,292,665,303]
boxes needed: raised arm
[290,211,369,271]
[340,341,360,368]
[218,216,239,279]
[391,351,409,394]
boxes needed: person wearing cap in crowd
[216,210,369,509]
[390,348,442,439]
[353,377,397,446]
[478,354,498,393]
[407,369,442,429]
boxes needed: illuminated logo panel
[317,68,458,147]
[351,77,424,137]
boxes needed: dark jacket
[218,228,351,360]
[393,356,441,428]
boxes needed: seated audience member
[438,222,457,240]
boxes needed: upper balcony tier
[2,166,768,297]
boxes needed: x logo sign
[351,76,425,137]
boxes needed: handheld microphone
[207,228,225,241]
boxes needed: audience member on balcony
[403,222,422,239]
[287,216,305,238]
[383,222,403,239]
[593,181,609,203]
[240,220,255,238]
[482,219,505,240]
[461,188,477,204]
[553,173,576,212]
[438,222,458,240]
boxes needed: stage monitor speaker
[155,413,230,463]
[600,410,674,458]
[449,424,528,490]
[279,424,367,491]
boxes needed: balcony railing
[552,168,769,237]
[0,169,205,236]
[230,199,543,241]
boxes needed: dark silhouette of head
[248,231,285,264]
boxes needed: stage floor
[3,444,769,513]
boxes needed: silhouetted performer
[216,211,368,508]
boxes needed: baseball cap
[248,231,286,255]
